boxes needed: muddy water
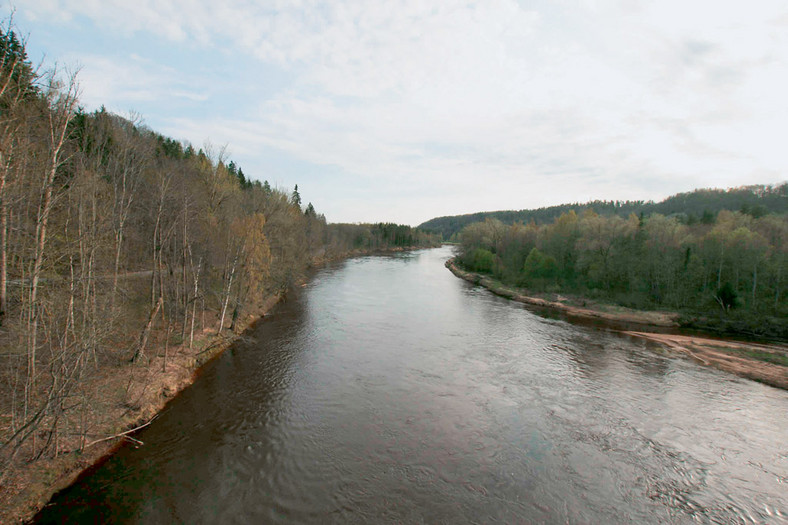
[36,247,787,523]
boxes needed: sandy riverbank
[623,332,788,390]
[446,259,679,327]
[446,258,788,390]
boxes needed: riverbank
[446,258,680,327]
[0,292,283,524]
[623,332,788,389]
[2,245,438,524]
[446,258,788,390]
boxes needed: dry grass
[0,294,281,524]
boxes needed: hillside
[0,25,438,522]
[419,184,787,239]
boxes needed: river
[35,247,787,524]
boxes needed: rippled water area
[36,247,787,524]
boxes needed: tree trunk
[111,226,124,312]
[0,152,7,323]
[181,203,189,341]
[27,132,63,412]
[22,74,79,421]
[110,164,135,311]
[717,245,724,289]
[132,295,163,363]
[188,256,201,349]
[218,253,238,333]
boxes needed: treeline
[457,209,787,340]
[420,184,787,239]
[0,26,437,471]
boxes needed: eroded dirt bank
[1,293,282,524]
[3,246,438,524]
[446,258,788,390]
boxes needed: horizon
[419,181,786,223]
[10,1,788,226]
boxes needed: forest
[420,184,787,240]
[456,205,787,340]
[0,25,437,488]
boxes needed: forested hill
[0,22,438,490]
[419,184,787,239]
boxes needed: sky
[8,1,788,226]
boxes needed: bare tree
[25,68,79,415]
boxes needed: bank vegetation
[455,196,787,341]
[0,24,437,520]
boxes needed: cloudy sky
[11,1,788,225]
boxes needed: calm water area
[35,246,787,523]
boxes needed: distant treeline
[456,206,787,339]
[0,26,437,468]
[420,184,787,240]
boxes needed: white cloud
[65,53,208,112]
[18,0,788,224]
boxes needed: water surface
[37,247,788,523]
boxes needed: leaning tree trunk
[218,252,238,333]
[132,295,163,363]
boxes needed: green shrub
[470,248,495,273]
[523,248,558,280]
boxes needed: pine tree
[291,184,301,208]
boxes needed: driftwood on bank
[84,416,158,448]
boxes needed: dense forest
[420,184,787,240]
[0,25,437,483]
[455,206,787,339]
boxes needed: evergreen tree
[292,184,301,208]
[0,26,35,93]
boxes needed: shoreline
[446,258,788,390]
[3,244,439,524]
[12,245,779,521]
[2,293,283,524]
[622,331,788,390]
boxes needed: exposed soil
[446,258,788,390]
[623,332,788,390]
[1,246,437,524]
[0,294,282,524]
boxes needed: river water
[36,247,787,524]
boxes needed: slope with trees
[420,184,787,240]
[454,208,787,340]
[0,24,438,519]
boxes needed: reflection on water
[36,247,788,524]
